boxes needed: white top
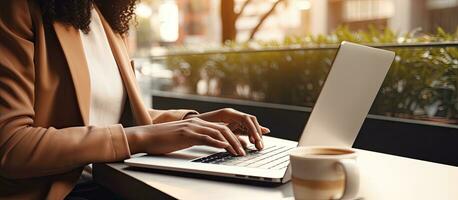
[80,9,126,126]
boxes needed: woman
[0,0,269,199]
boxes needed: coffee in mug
[289,146,359,200]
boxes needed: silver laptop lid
[298,41,395,147]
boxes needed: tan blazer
[0,0,195,199]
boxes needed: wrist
[125,127,144,154]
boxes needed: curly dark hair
[38,0,138,35]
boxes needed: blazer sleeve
[0,1,130,179]
[148,109,198,124]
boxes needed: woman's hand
[184,108,270,150]
[125,117,248,156]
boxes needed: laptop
[125,41,395,183]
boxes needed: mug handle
[337,159,360,200]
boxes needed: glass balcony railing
[135,42,458,126]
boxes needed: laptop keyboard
[191,145,293,170]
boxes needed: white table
[94,142,458,199]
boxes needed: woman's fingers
[184,110,269,154]
[209,124,245,156]
[261,127,270,134]
[249,116,264,148]
[237,135,248,148]
[188,131,230,149]
[191,118,245,156]
[242,115,263,150]
[199,108,269,151]
[192,124,238,155]
[226,116,264,150]
[250,116,263,137]
[249,135,254,144]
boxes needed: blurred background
[129,0,457,49]
[129,0,458,127]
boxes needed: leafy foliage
[163,27,458,124]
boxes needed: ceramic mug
[289,146,359,200]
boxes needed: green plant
[163,26,458,124]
